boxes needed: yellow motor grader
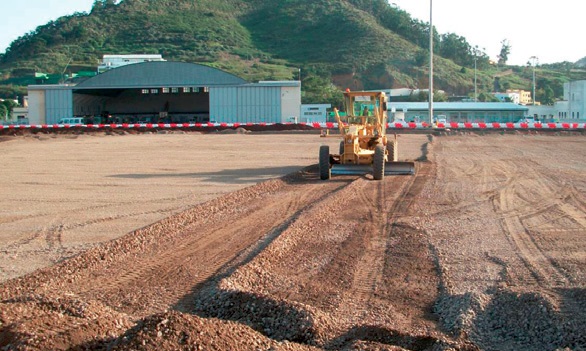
[319,90,415,180]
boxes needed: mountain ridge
[1,0,585,105]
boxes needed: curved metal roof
[76,61,247,89]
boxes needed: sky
[0,0,584,66]
[391,0,585,65]
[0,0,95,54]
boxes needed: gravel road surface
[0,131,584,350]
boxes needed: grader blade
[331,164,373,175]
[385,161,416,175]
[330,161,416,177]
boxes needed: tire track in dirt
[0,171,357,341]
[345,179,388,308]
[492,159,571,287]
[333,162,431,326]
[1,205,186,252]
[174,180,362,314]
[71,179,350,317]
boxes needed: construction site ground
[0,130,585,351]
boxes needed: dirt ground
[0,130,585,350]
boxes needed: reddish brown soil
[1,132,585,351]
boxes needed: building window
[183,87,191,93]
[162,88,169,93]
[141,89,149,94]
[171,87,179,93]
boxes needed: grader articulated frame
[319,90,415,180]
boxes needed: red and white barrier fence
[1,121,585,131]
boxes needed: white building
[299,104,331,123]
[562,80,585,120]
[26,62,300,125]
[494,91,520,104]
[98,54,166,73]
[377,88,445,99]
[526,80,586,121]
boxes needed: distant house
[97,54,166,73]
[506,89,533,105]
[494,91,520,104]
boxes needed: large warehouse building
[26,61,301,125]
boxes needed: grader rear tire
[319,145,331,180]
[387,140,398,162]
[373,144,385,180]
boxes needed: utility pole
[474,56,478,102]
[529,56,538,105]
[428,0,433,125]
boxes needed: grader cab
[319,90,415,180]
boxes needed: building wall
[281,86,301,123]
[12,107,28,122]
[563,80,586,120]
[28,81,300,124]
[210,86,284,123]
[45,89,73,124]
[300,104,331,123]
[389,103,527,123]
[526,105,557,121]
[27,90,46,125]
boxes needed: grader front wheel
[373,144,385,180]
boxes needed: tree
[300,74,343,106]
[1,99,17,120]
[538,86,555,105]
[497,39,511,65]
[439,33,471,66]
[0,104,7,120]
[414,49,428,66]
[434,91,448,102]
[91,0,118,13]
[478,92,499,102]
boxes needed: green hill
[1,0,585,105]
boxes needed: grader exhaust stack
[319,90,415,180]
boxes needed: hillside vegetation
[1,0,585,105]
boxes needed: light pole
[529,56,538,105]
[474,56,478,102]
[428,0,433,125]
